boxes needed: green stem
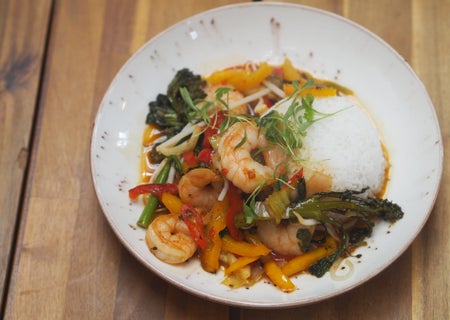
[137,158,173,228]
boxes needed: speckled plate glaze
[90,2,443,308]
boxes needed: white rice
[298,95,386,196]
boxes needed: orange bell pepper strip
[206,63,273,92]
[281,58,301,82]
[221,234,271,257]
[263,256,296,293]
[227,62,273,92]
[206,68,241,85]
[283,83,337,98]
[281,236,338,277]
[160,192,184,215]
[200,198,229,273]
[224,256,259,276]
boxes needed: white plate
[90,2,443,308]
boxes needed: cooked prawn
[178,168,223,210]
[145,213,197,264]
[203,83,248,115]
[256,220,315,256]
[217,121,284,193]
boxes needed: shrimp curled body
[218,121,278,194]
[146,213,197,264]
[256,220,315,256]
[178,168,223,210]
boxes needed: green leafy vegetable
[296,228,313,253]
[136,157,174,228]
[146,69,206,137]
[167,68,207,115]
[291,189,404,224]
[289,188,404,277]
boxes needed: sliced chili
[202,111,226,149]
[181,204,207,249]
[182,149,198,167]
[128,183,178,200]
[285,168,304,187]
[225,185,244,241]
[197,148,213,164]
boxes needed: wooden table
[1,0,448,318]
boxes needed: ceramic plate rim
[90,2,443,308]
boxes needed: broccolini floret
[146,68,206,137]
[166,68,207,115]
[289,188,404,277]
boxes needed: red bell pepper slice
[182,149,198,167]
[181,204,207,249]
[285,168,304,187]
[225,185,244,241]
[263,96,274,108]
[197,148,213,164]
[272,66,284,78]
[128,183,178,200]
[202,111,226,149]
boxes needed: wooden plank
[0,0,53,310]
[4,0,449,319]
[242,1,414,319]
[344,0,413,62]
[411,1,449,319]
[5,0,121,317]
[5,0,238,318]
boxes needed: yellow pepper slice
[281,236,338,277]
[282,58,301,81]
[140,124,163,182]
[160,192,183,215]
[224,256,259,276]
[221,234,271,257]
[283,83,337,97]
[263,257,296,293]
[243,231,263,245]
[206,63,273,92]
[206,68,241,84]
[200,198,229,273]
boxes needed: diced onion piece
[325,223,340,242]
[291,211,320,227]
[156,123,202,156]
[229,88,271,109]
[167,164,176,184]
[254,98,269,115]
[262,80,286,99]
[329,258,355,281]
[149,158,168,183]
[218,179,229,201]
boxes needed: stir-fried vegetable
[146,68,207,161]
[181,204,207,249]
[200,197,229,273]
[136,157,174,228]
[128,183,178,200]
[129,60,404,293]
[290,189,404,276]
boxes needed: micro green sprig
[179,87,212,125]
[257,78,331,160]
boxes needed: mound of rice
[299,95,386,196]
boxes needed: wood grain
[0,0,52,309]
[410,1,450,320]
[2,0,449,319]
